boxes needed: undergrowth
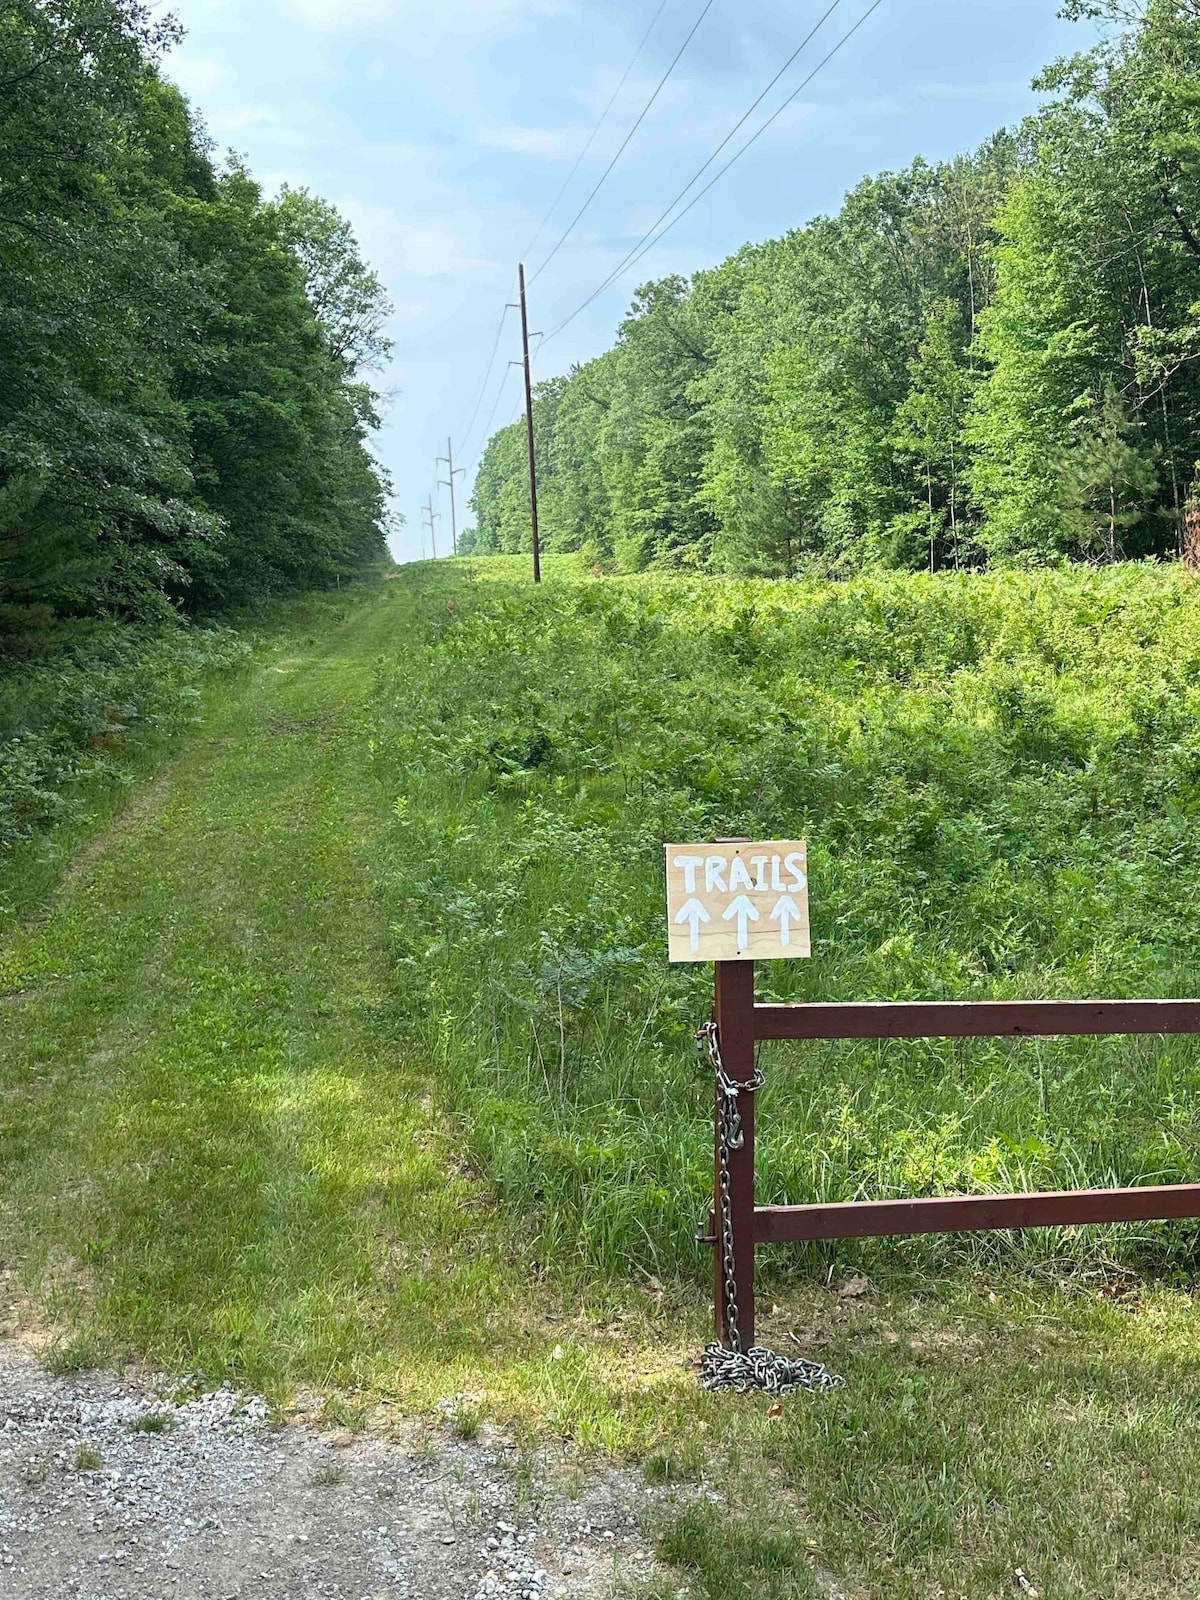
[0,579,388,924]
[372,556,1200,1284]
[0,621,249,920]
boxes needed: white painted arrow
[723,894,760,949]
[674,897,711,952]
[771,894,803,948]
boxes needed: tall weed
[374,559,1200,1282]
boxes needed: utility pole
[514,264,541,584]
[437,438,464,557]
[422,494,440,560]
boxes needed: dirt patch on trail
[55,759,182,897]
[0,1343,692,1599]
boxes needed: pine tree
[1059,380,1160,559]
[892,299,974,570]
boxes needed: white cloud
[340,203,488,279]
[167,53,224,97]
[390,296,435,324]
[207,106,273,137]
[473,120,578,157]
[285,0,565,27]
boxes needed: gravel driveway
[0,1344,685,1599]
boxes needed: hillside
[376,557,1200,1281]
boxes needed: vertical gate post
[713,959,757,1349]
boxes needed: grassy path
[0,585,558,1405]
[9,573,1200,1598]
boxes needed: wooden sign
[664,840,810,963]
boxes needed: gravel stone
[0,1344,685,1598]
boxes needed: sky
[163,0,1103,563]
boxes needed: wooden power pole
[437,438,464,557]
[422,494,440,560]
[517,264,541,584]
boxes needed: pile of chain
[700,1342,844,1394]
[697,1020,845,1397]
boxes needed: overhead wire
[543,0,888,344]
[508,332,545,431]
[527,0,717,285]
[539,0,847,328]
[454,0,887,510]
[468,362,517,471]
[520,0,671,265]
[454,300,513,458]
[449,0,674,510]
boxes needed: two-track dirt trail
[0,586,543,1394]
[0,584,690,1597]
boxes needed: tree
[892,299,974,569]
[1059,378,1160,557]
[0,0,390,636]
[468,0,1200,576]
[273,188,393,373]
[968,0,1200,561]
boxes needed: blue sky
[165,0,1102,562]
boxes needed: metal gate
[705,960,1200,1348]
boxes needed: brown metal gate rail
[710,962,1200,1348]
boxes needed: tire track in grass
[0,589,561,1400]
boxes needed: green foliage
[651,1503,818,1599]
[6,575,1200,1598]
[43,1334,108,1375]
[127,1410,177,1434]
[892,298,975,569]
[0,1,394,913]
[374,558,1200,1283]
[0,619,249,909]
[472,3,1200,573]
[0,0,391,638]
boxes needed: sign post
[666,840,811,1351]
[667,840,1200,1389]
[712,959,757,1347]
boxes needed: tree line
[468,0,1200,574]
[0,0,393,647]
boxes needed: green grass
[647,1503,821,1600]
[371,556,1200,1285]
[0,576,556,1406]
[0,582,391,928]
[6,558,1200,1596]
[127,1410,176,1434]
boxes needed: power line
[517,264,542,583]
[544,0,888,344]
[467,361,519,474]
[454,301,512,458]
[542,0,847,329]
[466,328,545,475]
[421,493,441,560]
[520,0,671,265]
[446,6,670,500]
[528,0,716,286]
[438,436,465,556]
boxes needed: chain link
[697,1019,845,1397]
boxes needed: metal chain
[697,1020,845,1397]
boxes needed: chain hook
[697,1016,845,1397]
